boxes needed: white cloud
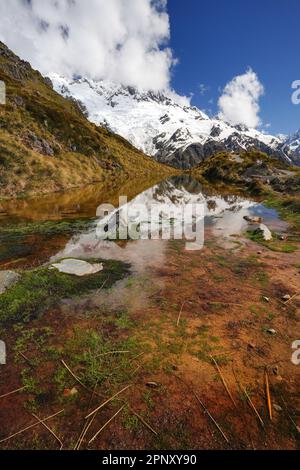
[218,69,264,128]
[0,0,177,91]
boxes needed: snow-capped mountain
[284,129,300,158]
[50,74,299,169]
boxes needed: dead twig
[85,385,132,419]
[0,386,26,399]
[32,413,63,450]
[210,355,237,408]
[88,404,126,444]
[264,369,272,420]
[0,410,64,444]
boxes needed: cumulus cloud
[218,69,264,128]
[0,0,176,91]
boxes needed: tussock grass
[0,42,174,198]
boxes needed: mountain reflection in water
[52,175,284,273]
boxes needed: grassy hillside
[192,150,299,193]
[192,150,300,231]
[0,42,174,198]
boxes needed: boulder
[50,259,103,277]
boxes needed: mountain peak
[50,73,299,169]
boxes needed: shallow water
[0,175,287,272]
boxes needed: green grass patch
[0,218,95,238]
[264,195,300,231]
[0,259,130,324]
[247,230,298,253]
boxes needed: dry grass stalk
[177,302,186,327]
[85,385,132,419]
[210,355,237,408]
[131,410,158,436]
[95,350,130,358]
[32,413,63,450]
[194,392,229,444]
[75,414,97,450]
[197,301,243,307]
[95,276,110,295]
[264,369,272,420]
[242,386,264,428]
[61,359,104,398]
[279,393,299,433]
[88,404,126,444]
[173,374,230,444]
[74,382,99,450]
[284,292,300,304]
[0,410,64,444]
[0,386,25,399]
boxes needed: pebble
[263,296,270,303]
[146,382,160,389]
[267,328,277,335]
[63,387,78,397]
[273,404,283,412]
[282,294,291,301]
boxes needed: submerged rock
[0,271,20,294]
[244,215,263,224]
[51,259,103,277]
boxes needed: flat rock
[51,259,103,277]
[0,270,20,294]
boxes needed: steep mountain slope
[50,74,299,169]
[0,42,173,198]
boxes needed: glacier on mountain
[50,74,299,169]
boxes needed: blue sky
[168,0,300,135]
[0,0,298,136]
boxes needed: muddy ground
[0,230,299,450]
